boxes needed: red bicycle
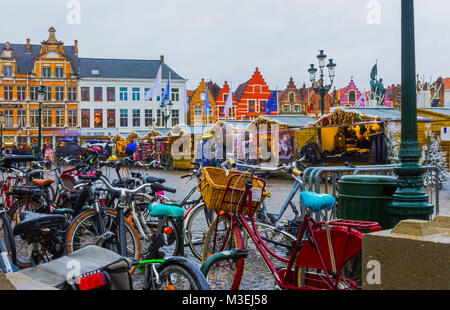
[201,159,381,290]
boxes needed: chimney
[160,55,165,64]
[26,39,31,53]
[74,40,78,55]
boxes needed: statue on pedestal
[370,62,386,106]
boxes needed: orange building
[234,67,275,121]
[0,27,79,148]
[188,79,221,125]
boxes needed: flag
[144,65,162,101]
[356,95,365,107]
[162,72,171,105]
[204,83,210,114]
[265,91,277,115]
[225,87,233,117]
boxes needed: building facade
[188,79,220,126]
[278,77,306,115]
[234,67,274,121]
[79,56,186,140]
[215,81,238,121]
[336,79,363,107]
[0,27,79,147]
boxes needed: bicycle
[201,159,381,290]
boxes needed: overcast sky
[1,0,449,91]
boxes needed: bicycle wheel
[7,198,41,268]
[185,203,216,261]
[155,258,210,290]
[202,214,245,290]
[253,222,296,262]
[66,208,141,274]
[0,212,17,267]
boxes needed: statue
[370,62,386,105]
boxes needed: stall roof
[339,107,433,122]
[269,115,316,128]
[418,107,450,117]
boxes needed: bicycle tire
[0,212,17,267]
[66,208,141,274]
[202,214,244,290]
[185,203,216,261]
[253,221,296,261]
[7,198,41,268]
[155,257,210,290]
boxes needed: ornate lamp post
[387,0,433,226]
[0,111,4,153]
[36,85,46,158]
[308,50,336,116]
[160,99,173,129]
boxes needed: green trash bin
[338,175,398,230]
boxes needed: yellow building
[188,79,220,125]
[0,27,79,149]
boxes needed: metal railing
[302,164,441,216]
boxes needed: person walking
[44,145,55,169]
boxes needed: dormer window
[289,92,295,103]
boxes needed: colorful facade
[188,79,220,125]
[336,79,363,107]
[278,77,306,115]
[234,68,274,120]
[0,27,79,147]
[215,81,238,121]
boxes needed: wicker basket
[199,167,271,215]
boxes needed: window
[68,87,77,101]
[289,92,295,103]
[254,86,261,93]
[94,109,103,128]
[144,110,153,127]
[107,109,116,128]
[120,88,128,101]
[81,109,90,128]
[4,66,12,77]
[200,93,205,101]
[132,109,141,127]
[30,110,39,127]
[17,86,26,101]
[30,86,38,101]
[43,110,52,127]
[81,87,90,101]
[17,110,26,127]
[55,87,64,101]
[44,87,52,101]
[248,100,256,113]
[68,110,77,127]
[157,110,162,127]
[4,110,13,127]
[120,109,128,127]
[144,88,152,101]
[55,67,64,78]
[94,87,103,101]
[260,100,267,113]
[55,110,65,127]
[4,86,13,100]
[132,88,140,101]
[107,87,115,101]
[349,91,356,103]
[219,107,225,117]
[171,110,179,126]
[194,106,202,117]
[42,67,51,78]
[283,105,290,113]
[171,88,179,101]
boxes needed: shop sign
[0,104,23,109]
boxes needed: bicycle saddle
[300,191,336,213]
[13,211,66,236]
[145,176,166,184]
[32,179,55,187]
[147,203,185,219]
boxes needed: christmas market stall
[168,125,203,170]
[137,128,163,162]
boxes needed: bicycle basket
[199,167,271,215]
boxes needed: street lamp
[36,85,46,158]
[308,50,336,116]
[160,99,173,129]
[387,0,433,226]
[0,111,4,153]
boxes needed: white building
[78,56,186,140]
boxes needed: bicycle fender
[157,257,210,290]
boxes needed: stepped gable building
[278,77,306,115]
[78,55,186,140]
[215,81,238,121]
[301,85,334,117]
[188,79,220,125]
[234,67,274,120]
[0,27,79,147]
[336,78,363,107]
